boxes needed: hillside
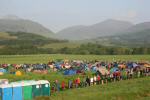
[0,32,62,46]
[57,19,133,40]
[0,32,68,54]
[0,16,54,37]
[83,22,150,47]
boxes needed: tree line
[0,43,150,55]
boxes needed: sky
[0,0,150,32]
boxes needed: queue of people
[51,68,149,93]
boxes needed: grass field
[35,77,150,100]
[0,54,150,64]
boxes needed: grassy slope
[0,32,17,39]
[36,77,150,100]
[0,55,150,64]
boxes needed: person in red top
[77,77,80,88]
[97,75,101,84]
[75,79,78,88]
[117,71,121,81]
[61,81,65,90]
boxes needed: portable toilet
[39,80,50,96]
[0,84,12,100]
[11,83,22,100]
[32,81,42,98]
[22,81,33,100]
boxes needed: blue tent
[64,70,76,75]
[55,63,62,70]
[91,66,97,72]
[133,63,139,68]
[127,62,133,69]
[0,68,7,73]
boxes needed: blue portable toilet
[11,83,23,100]
[0,84,12,100]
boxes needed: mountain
[0,16,54,37]
[0,31,66,47]
[89,22,150,47]
[125,22,150,33]
[57,19,133,40]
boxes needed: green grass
[0,54,150,64]
[35,77,150,100]
[0,71,91,83]
[41,43,80,49]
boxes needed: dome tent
[64,69,76,75]
[15,71,22,76]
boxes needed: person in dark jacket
[86,76,90,86]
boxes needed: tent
[144,64,150,68]
[55,63,62,70]
[127,62,133,69]
[0,68,7,75]
[97,67,109,75]
[15,71,22,76]
[64,70,76,75]
[133,63,139,68]
[110,67,119,74]
[91,66,97,72]
[0,68,6,73]
[118,64,126,69]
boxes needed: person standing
[97,75,101,84]
[90,77,94,86]
[55,80,60,92]
[61,81,65,90]
[68,80,73,89]
[77,77,81,88]
[94,75,97,85]
[86,76,90,86]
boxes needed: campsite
[0,55,150,100]
[0,0,150,100]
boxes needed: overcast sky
[0,0,150,32]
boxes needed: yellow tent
[0,72,3,75]
[16,71,22,76]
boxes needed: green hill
[0,32,64,46]
[0,32,68,54]
[0,16,54,37]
